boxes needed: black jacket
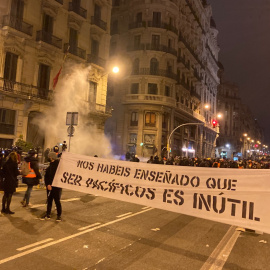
[24,155,42,179]
[45,159,60,186]
[2,158,20,193]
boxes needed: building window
[130,112,138,126]
[4,52,18,83]
[91,39,99,56]
[150,58,159,75]
[11,0,24,19]
[151,35,160,49]
[130,133,137,143]
[43,13,53,34]
[148,83,158,95]
[134,35,141,49]
[94,4,101,20]
[132,58,140,75]
[152,12,161,27]
[38,63,50,98]
[145,112,156,127]
[0,108,16,135]
[136,12,142,23]
[165,86,170,97]
[88,81,97,103]
[69,28,78,50]
[131,83,139,94]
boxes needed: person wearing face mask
[21,149,42,207]
[40,152,62,221]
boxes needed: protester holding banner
[1,152,20,214]
[40,152,62,221]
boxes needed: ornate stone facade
[0,0,112,151]
[106,0,220,158]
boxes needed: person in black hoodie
[21,149,42,207]
[1,152,20,214]
[40,152,62,221]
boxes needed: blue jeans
[23,185,33,205]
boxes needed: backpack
[21,161,31,176]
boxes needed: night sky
[208,0,270,145]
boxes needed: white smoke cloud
[36,64,113,158]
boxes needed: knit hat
[48,152,58,160]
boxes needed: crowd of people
[1,147,270,219]
[124,151,270,169]
[0,146,62,221]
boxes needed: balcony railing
[91,16,107,31]
[128,21,146,29]
[68,2,87,19]
[0,78,53,101]
[36,30,62,49]
[147,21,178,35]
[2,15,33,36]
[145,43,177,56]
[64,43,86,59]
[127,44,145,51]
[87,54,106,68]
[124,94,176,107]
[55,0,63,4]
[132,68,177,80]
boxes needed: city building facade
[0,0,112,151]
[106,0,220,159]
[216,78,264,160]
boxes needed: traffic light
[212,119,218,128]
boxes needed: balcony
[147,21,178,35]
[91,16,107,31]
[68,2,87,19]
[124,94,176,107]
[64,43,86,59]
[128,21,146,30]
[177,56,190,69]
[0,78,53,101]
[36,30,62,49]
[87,54,106,68]
[55,0,63,4]
[132,68,177,81]
[145,43,177,56]
[2,15,33,36]
[127,44,145,52]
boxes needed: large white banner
[53,152,270,234]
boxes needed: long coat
[2,158,20,193]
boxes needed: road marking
[116,212,133,218]
[142,206,152,210]
[78,223,101,231]
[200,226,240,270]
[61,198,80,202]
[30,198,80,208]
[0,208,153,265]
[16,238,54,251]
[30,204,46,208]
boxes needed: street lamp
[167,123,204,159]
[112,66,119,74]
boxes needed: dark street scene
[1,0,270,269]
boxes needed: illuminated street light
[112,66,119,73]
[243,133,248,137]
[217,113,222,119]
[204,104,210,110]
